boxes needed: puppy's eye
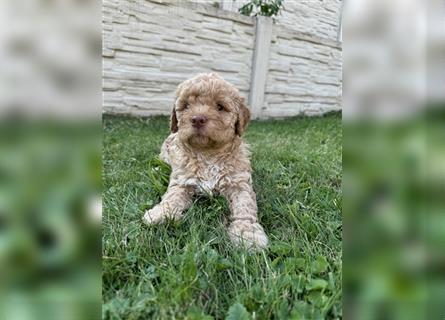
[217,104,225,111]
[183,103,189,110]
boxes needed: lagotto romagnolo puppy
[143,73,268,249]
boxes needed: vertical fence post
[248,15,273,119]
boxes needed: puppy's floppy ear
[170,79,188,133]
[235,98,251,136]
[170,106,178,133]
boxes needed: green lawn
[102,113,342,319]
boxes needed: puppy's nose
[191,115,208,128]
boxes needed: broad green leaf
[186,305,214,320]
[306,279,328,291]
[216,258,233,270]
[285,257,306,272]
[307,291,329,308]
[270,242,293,256]
[226,303,251,320]
[290,301,311,320]
[310,256,328,274]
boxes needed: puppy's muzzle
[191,115,208,129]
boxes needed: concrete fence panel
[103,0,342,118]
[103,0,255,116]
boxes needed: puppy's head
[170,73,250,149]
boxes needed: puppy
[143,73,268,249]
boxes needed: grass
[102,113,342,319]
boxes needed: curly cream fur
[143,73,268,249]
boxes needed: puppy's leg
[143,184,193,225]
[223,185,268,249]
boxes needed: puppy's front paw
[143,205,172,225]
[228,220,269,250]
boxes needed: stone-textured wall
[103,0,255,116]
[103,0,342,118]
[220,0,342,41]
[217,0,343,117]
[276,0,342,41]
[263,26,342,117]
